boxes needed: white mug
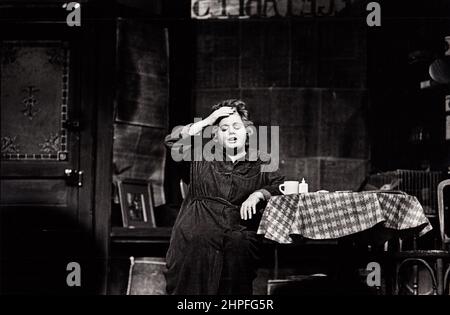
[279,181,299,195]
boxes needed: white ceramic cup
[279,181,299,195]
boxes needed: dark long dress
[164,125,284,295]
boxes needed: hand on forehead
[219,111,241,125]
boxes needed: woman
[164,99,284,295]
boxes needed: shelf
[111,227,172,244]
[110,227,340,246]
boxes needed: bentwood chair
[180,179,188,200]
[395,179,450,295]
[438,179,450,294]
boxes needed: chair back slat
[437,179,450,245]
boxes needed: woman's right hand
[186,106,235,137]
[206,106,235,125]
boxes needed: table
[257,191,432,244]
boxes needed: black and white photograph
[117,179,156,228]
[0,0,450,302]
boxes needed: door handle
[64,169,84,187]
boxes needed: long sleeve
[165,123,201,162]
[164,124,192,148]
[256,169,285,201]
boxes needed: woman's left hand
[240,192,264,220]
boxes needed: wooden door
[0,24,94,294]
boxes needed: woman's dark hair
[211,99,254,127]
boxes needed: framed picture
[117,179,156,228]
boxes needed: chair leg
[436,258,444,295]
[394,259,401,295]
[412,263,419,295]
[444,264,450,295]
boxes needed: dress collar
[228,150,247,163]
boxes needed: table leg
[274,245,279,279]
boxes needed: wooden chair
[438,179,450,294]
[180,179,188,200]
[394,179,450,295]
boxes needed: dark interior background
[0,0,449,295]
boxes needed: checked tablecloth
[257,192,433,244]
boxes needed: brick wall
[192,19,369,191]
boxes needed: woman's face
[216,112,247,151]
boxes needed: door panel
[1,41,74,164]
[1,179,69,205]
[0,28,92,294]
[0,40,79,223]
